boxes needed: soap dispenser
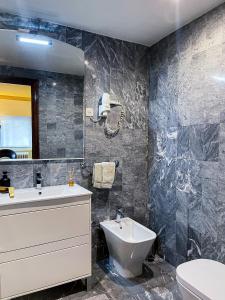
[0,171,10,187]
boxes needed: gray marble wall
[0,12,149,262]
[149,3,225,266]
[0,66,84,158]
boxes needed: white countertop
[0,184,92,208]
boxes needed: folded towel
[92,163,102,189]
[92,162,115,189]
[101,162,115,188]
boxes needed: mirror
[0,29,84,160]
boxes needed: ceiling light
[17,35,52,46]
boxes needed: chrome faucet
[36,172,42,190]
[115,208,125,229]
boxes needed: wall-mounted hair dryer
[90,92,124,138]
[98,93,122,117]
[99,93,111,117]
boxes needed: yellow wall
[0,99,31,116]
[0,83,31,116]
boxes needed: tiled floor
[16,256,182,300]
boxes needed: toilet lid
[176,259,225,300]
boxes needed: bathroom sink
[0,184,92,207]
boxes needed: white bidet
[100,217,156,278]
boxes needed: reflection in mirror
[0,82,32,159]
[0,29,84,160]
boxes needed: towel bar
[80,160,119,170]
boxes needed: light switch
[86,107,94,117]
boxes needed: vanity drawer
[0,244,91,300]
[0,235,89,263]
[0,204,90,252]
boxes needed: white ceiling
[0,0,224,46]
[0,30,84,76]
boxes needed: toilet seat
[176,259,225,300]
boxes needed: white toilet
[176,259,225,300]
[100,217,156,278]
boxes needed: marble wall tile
[149,3,225,266]
[102,36,123,70]
[202,179,218,239]
[189,124,219,161]
[0,12,39,30]
[199,161,218,180]
[177,126,190,158]
[176,219,188,258]
[122,41,136,71]
[193,6,223,54]
[175,24,193,58]
[66,27,82,49]
[187,227,201,260]
[83,34,111,76]
[219,122,225,160]
[0,163,32,189]
[13,164,34,189]
[176,159,189,258]
[149,97,168,132]
[48,163,68,186]
[177,47,223,126]
[38,20,67,42]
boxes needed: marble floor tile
[15,256,182,300]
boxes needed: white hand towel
[92,162,116,189]
[102,162,115,188]
[92,163,102,188]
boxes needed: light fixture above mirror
[16,35,52,46]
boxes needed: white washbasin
[0,184,92,207]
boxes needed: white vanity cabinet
[0,185,92,300]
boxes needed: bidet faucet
[115,208,125,224]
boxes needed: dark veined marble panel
[148,2,225,266]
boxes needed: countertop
[0,184,92,208]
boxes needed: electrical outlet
[86,107,94,117]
